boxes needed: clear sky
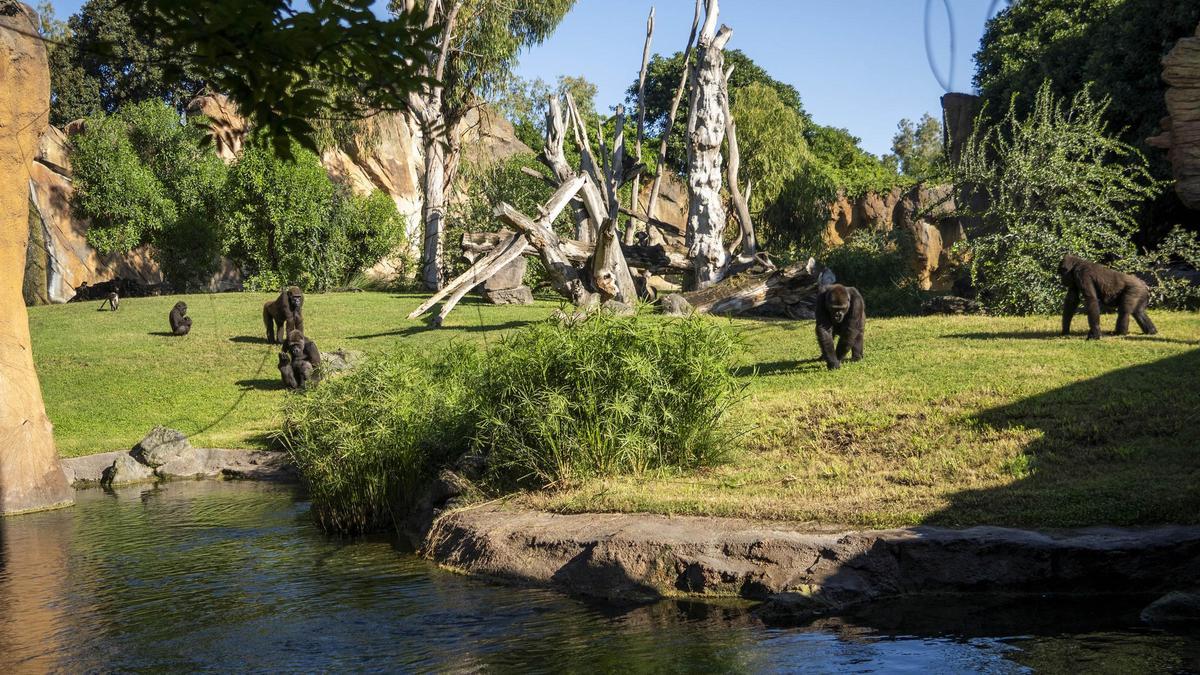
[46,0,1006,157]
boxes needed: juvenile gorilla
[281,329,321,389]
[100,292,119,311]
[169,301,192,335]
[1060,254,1157,340]
[263,286,304,344]
[815,283,866,370]
[278,353,299,390]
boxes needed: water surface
[1,481,1196,673]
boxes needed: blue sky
[46,1,1004,156]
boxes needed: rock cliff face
[822,184,964,291]
[0,0,74,514]
[1149,23,1200,210]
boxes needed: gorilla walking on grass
[263,286,304,344]
[1060,254,1157,340]
[816,283,866,370]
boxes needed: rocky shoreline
[425,506,1200,624]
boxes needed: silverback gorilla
[263,286,304,344]
[1060,254,1157,340]
[816,283,866,370]
[169,301,191,335]
[280,329,321,389]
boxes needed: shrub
[475,312,743,490]
[1125,225,1200,309]
[71,100,227,288]
[954,82,1161,314]
[280,344,481,533]
[821,232,924,317]
[222,140,406,291]
[282,312,745,532]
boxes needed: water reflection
[0,481,1196,672]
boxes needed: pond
[1,481,1196,673]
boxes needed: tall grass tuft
[475,312,743,490]
[282,311,744,533]
[279,344,480,533]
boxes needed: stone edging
[61,448,296,488]
[424,506,1200,620]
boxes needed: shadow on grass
[349,319,534,340]
[236,377,286,392]
[229,335,270,344]
[732,358,822,378]
[925,348,1200,528]
[148,331,185,337]
[950,330,1196,345]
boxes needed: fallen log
[669,257,834,317]
[462,231,691,275]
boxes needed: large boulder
[482,255,527,291]
[100,454,156,487]
[130,426,193,468]
[1141,590,1200,625]
[1149,23,1200,210]
[0,1,74,515]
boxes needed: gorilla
[815,283,866,370]
[263,286,304,344]
[278,353,299,390]
[169,301,192,336]
[1060,254,1157,340]
[282,329,321,388]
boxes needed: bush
[476,312,743,490]
[822,232,924,317]
[1125,226,1200,309]
[282,312,744,532]
[280,344,481,533]
[954,82,1161,314]
[71,100,227,288]
[222,140,406,291]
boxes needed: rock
[659,293,693,316]
[60,451,125,487]
[482,286,534,305]
[156,448,214,480]
[208,449,296,482]
[426,507,1200,605]
[130,426,192,468]
[921,295,983,315]
[35,125,70,175]
[1141,590,1200,625]
[319,348,363,375]
[186,94,247,162]
[1149,23,1200,210]
[941,93,982,166]
[100,454,156,487]
[853,187,900,232]
[483,255,526,291]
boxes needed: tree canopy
[888,113,945,181]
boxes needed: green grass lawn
[29,291,1200,528]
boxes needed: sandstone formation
[426,506,1200,611]
[0,1,73,514]
[821,183,965,291]
[1148,22,1200,210]
[941,92,981,166]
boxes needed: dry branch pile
[410,0,829,324]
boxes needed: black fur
[278,353,299,390]
[263,286,304,344]
[169,301,192,335]
[1060,254,1157,340]
[282,329,321,388]
[816,284,866,370]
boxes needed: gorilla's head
[286,286,303,313]
[1059,254,1083,280]
[173,301,187,315]
[285,329,307,359]
[826,285,851,323]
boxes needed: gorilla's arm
[816,321,840,370]
[847,288,866,360]
[1080,279,1103,340]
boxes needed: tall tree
[888,113,945,180]
[391,0,575,291]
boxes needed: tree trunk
[0,5,74,516]
[676,258,832,317]
[421,134,447,290]
[461,230,691,275]
[685,2,732,290]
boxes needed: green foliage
[281,344,481,533]
[974,0,1200,162]
[1124,226,1200,309]
[71,100,228,288]
[631,49,810,174]
[47,0,205,126]
[222,140,406,291]
[822,232,924,317]
[493,74,599,149]
[729,82,809,215]
[476,313,742,490]
[955,82,1161,314]
[282,311,742,532]
[888,113,947,181]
